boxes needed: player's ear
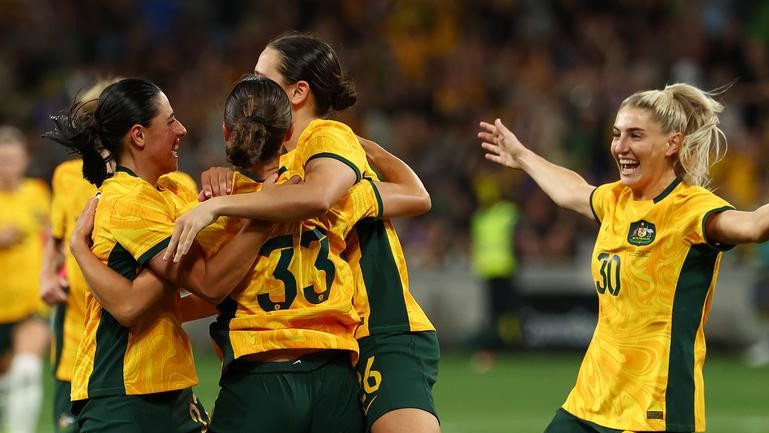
[129,124,145,149]
[666,132,681,156]
[288,81,310,106]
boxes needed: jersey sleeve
[589,183,611,224]
[158,171,198,203]
[346,179,382,223]
[682,190,735,251]
[297,124,367,183]
[108,189,176,266]
[49,166,68,239]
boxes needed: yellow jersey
[50,159,197,382]
[71,167,197,400]
[210,169,382,367]
[0,178,50,323]
[563,179,733,432]
[281,119,434,338]
[49,160,96,381]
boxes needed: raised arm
[706,205,769,246]
[479,119,595,219]
[357,136,431,217]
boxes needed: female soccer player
[40,78,199,433]
[71,74,431,433]
[0,126,50,433]
[44,78,271,433]
[166,32,441,433]
[479,83,769,433]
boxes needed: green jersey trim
[137,237,171,267]
[589,187,600,224]
[365,179,384,220]
[665,243,717,430]
[307,153,362,183]
[354,220,410,334]
[701,206,736,251]
[653,178,681,203]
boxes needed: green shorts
[53,380,78,433]
[544,408,685,433]
[0,322,14,356]
[208,350,363,433]
[72,388,208,433]
[356,331,440,431]
[0,315,45,356]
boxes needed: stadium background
[1,0,768,432]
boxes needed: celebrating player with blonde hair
[480,82,769,433]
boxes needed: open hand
[199,166,234,201]
[478,119,527,170]
[163,199,219,263]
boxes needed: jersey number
[257,229,336,311]
[595,253,621,296]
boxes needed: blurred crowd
[2,0,769,270]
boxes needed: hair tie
[96,146,117,176]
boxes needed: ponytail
[44,102,115,186]
[44,78,162,187]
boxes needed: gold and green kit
[71,167,198,401]
[563,179,733,432]
[211,169,383,366]
[281,119,434,339]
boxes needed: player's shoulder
[22,177,50,197]
[159,170,198,195]
[304,119,355,137]
[53,158,83,180]
[670,181,732,211]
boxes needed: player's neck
[283,108,316,153]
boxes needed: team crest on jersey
[627,220,656,246]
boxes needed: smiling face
[611,107,679,200]
[142,92,186,176]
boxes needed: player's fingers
[485,152,508,163]
[225,172,233,194]
[174,226,195,263]
[494,118,514,136]
[478,131,497,142]
[164,223,183,261]
[481,141,502,154]
[479,121,496,133]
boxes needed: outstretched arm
[357,136,431,217]
[478,119,595,219]
[706,205,769,246]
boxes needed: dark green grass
[38,351,769,433]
